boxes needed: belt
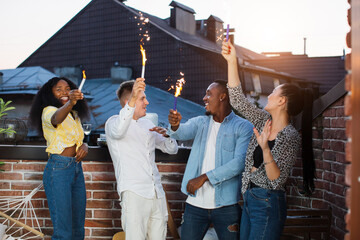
[249,182,261,189]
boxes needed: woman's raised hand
[253,119,272,151]
[221,39,237,63]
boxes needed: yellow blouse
[42,106,84,154]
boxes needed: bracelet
[263,160,275,165]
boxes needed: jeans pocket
[53,159,72,170]
[249,188,270,202]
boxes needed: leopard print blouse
[228,84,301,194]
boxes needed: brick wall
[0,160,186,240]
[0,96,350,240]
[286,96,348,240]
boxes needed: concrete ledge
[0,144,190,163]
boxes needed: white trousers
[120,191,168,240]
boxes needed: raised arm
[105,78,145,139]
[221,40,270,127]
[51,89,83,126]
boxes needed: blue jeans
[43,154,86,240]
[240,188,287,240]
[181,203,241,240]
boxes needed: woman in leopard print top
[222,40,315,240]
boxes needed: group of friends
[28,40,315,240]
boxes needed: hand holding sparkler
[78,70,87,92]
[221,39,236,63]
[128,78,145,107]
[168,109,182,131]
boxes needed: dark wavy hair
[29,77,90,134]
[281,83,315,196]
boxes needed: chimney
[53,66,82,86]
[206,15,224,47]
[0,72,3,85]
[169,1,196,35]
[111,62,133,83]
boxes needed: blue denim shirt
[168,111,253,207]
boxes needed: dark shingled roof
[82,78,205,131]
[249,55,346,94]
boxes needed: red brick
[322,108,336,117]
[346,118,351,138]
[86,182,114,190]
[345,73,352,91]
[0,162,13,171]
[13,163,46,172]
[82,163,114,172]
[346,142,352,162]
[83,173,92,181]
[86,210,92,218]
[324,171,336,182]
[85,219,113,228]
[346,188,351,209]
[157,163,186,173]
[323,129,346,140]
[344,94,352,116]
[314,159,323,169]
[33,190,47,199]
[335,152,346,163]
[166,191,187,201]
[11,182,43,190]
[336,174,345,185]
[312,139,322,149]
[322,161,331,171]
[345,53,351,71]
[311,199,327,209]
[163,183,181,191]
[0,172,22,180]
[330,141,345,152]
[332,163,345,175]
[161,173,184,183]
[322,140,331,149]
[91,172,116,181]
[113,220,122,228]
[330,183,346,196]
[323,150,336,161]
[0,182,10,189]
[315,169,323,179]
[0,191,23,196]
[93,191,119,200]
[86,200,113,209]
[24,173,43,181]
[345,164,351,186]
[336,107,345,117]
[330,118,346,128]
[91,228,119,237]
[93,210,121,219]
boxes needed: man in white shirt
[105,78,178,240]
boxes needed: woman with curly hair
[222,40,316,240]
[29,77,90,240]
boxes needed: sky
[0,0,350,70]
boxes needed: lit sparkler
[78,70,86,91]
[140,44,147,78]
[173,72,186,110]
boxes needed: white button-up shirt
[105,104,178,200]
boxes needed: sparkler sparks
[170,72,186,110]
